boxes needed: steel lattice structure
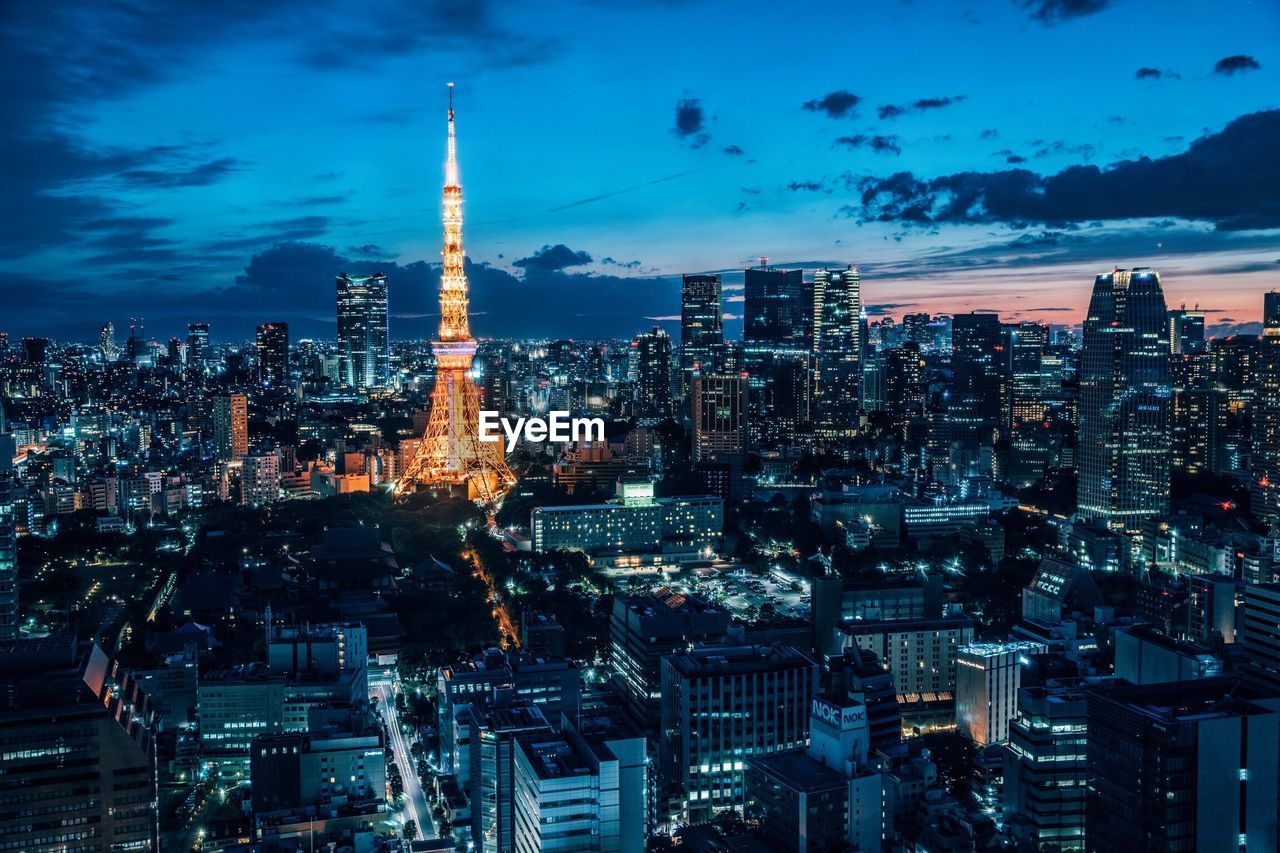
[396,86,515,505]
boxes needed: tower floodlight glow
[396,87,515,505]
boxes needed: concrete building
[1003,683,1089,850]
[955,641,1045,745]
[1086,679,1279,852]
[1112,624,1222,685]
[530,479,722,569]
[659,644,818,824]
[837,615,975,695]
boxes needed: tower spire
[446,82,458,188]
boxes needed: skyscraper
[743,265,810,432]
[955,641,1045,745]
[680,274,723,396]
[1077,268,1171,528]
[1252,293,1280,525]
[692,372,747,462]
[633,326,672,417]
[255,321,289,387]
[1003,322,1047,432]
[397,87,515,503]
[187,322,210,369]
[949,312,1003,447]
[813,266,862,436]
[0,474,16,641]
[1086,679,1278,852]
[336,272,390,390]
[99,321,119,363]
[1167,305,1206,355]
[214,393,249,461]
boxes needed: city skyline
[2,0,1278,342]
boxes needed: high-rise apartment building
[813,266,862,436]
[336,272,390,390]
[1077,268,1171,528]
[255,321,289,386]
[680,274,723,395]
[1252,294,1280,523]
[691,372,747,463]
[213,393,248,461]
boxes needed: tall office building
[255,321,289,387]
[1252,293,1280,524]
[659,644,818,825]
[949,313,1003,447]
[186,322,210,369]
[336,272,390,390]
[214,393,249,461]
[691,372,747,463]
[680,274,723,395]
[1077,268,1171,528]
[1003,683,1089,850]
[1086,679,1278,852]
[609,590,731,728]
[955,641,1045,745]
[743,265,810,431]
[0,637,159,851]
[882,343,924,419]
[1240,583,1280,691]
[0,474,15,641]
[1003,322,1047,432]
[812,266,862,436]
[1167,305,1206,355]
[632,326,672,417]
[99,321,119,362]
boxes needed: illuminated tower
[398,86,514,503]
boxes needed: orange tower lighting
[396,85,515,504]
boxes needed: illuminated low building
[530,478,722,569]
[955,641,1045,745]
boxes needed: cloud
[877,95,966,120]
[1214,54,1261,75]
[1019,0,1111,25]
[788,180,828,193]
[802,90,861,119]
[835,135,902,155]
[513,244,593,273]
[723,144,745,156]
[601,257,642,270]
[853,109,1280,230]
[1135,66,1180,80]
[120,156,245,188]
[674,96,706,140]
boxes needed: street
[372,677,438,842]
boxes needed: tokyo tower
[396,85,515,504]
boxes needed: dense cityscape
[4,2,1280,852]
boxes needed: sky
[1,0,1277,343]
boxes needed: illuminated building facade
[743,265,810,431]
[213,393,248,461]
[955,641,1045,745]
[691,372,747,463]
[813,266,862,436]
[680,274,723,395]
[335,272,390,390]
[186,322,210,369]
[255,321,289,387]
[659,644,818,825]
[0,475,14,641]
[1252,293,1280,523]
[398,89,515,503]
[633,326,673,416]
[1077,268,1171,529]
[1003,684,1089,850]
[530,478,722,569]
[949,312,1003,448]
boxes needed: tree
[403,819,419,841]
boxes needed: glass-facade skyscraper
[813,266,861,436]
[1078,267,1171,528]
[255,321,289,387]
[950,312,1004,446]
[336,272,390,390]
[743,266,809,432]
[680,274,723,396]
